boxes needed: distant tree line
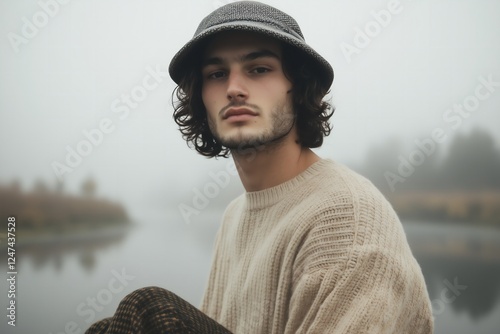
[355,128,500,225]
[0,178,129,232]
[358,128,500,195]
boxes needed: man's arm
[286,244,433,333]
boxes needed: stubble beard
[208,102,296,154]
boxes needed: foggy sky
[1,0,499,214]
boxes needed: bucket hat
[168,1,333,91]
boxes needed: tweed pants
[85,286,232,334]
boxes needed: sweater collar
[244,158,332,210]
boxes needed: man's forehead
[202,31,282,60]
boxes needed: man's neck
[231,136,320,192]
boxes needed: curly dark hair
[172,41,334,158]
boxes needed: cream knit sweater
[201,159,434,333]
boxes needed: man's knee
[120,286,174,306]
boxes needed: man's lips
[222,107,258,120]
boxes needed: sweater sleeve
[285,244,434,334]
[284,184,434,334]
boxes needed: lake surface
[1,208,499,334]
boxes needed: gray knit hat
[168,1,333,90]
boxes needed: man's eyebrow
[202,49,281,67]
[241,50,280,62]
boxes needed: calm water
[1,209,499,334]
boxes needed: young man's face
[201,31,295,151]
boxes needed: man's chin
[222,134,289,154]
[222,138,267,151]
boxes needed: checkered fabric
[85,286,232,334]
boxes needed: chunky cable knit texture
[201,159,434,333]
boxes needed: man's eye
[251,67,270,74]
[208,71,226,79]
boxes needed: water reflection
[421,254,500,321]
[405,221,500,323]
[1,225,131,272]
[0,211,498,334]
[0,178,132,272]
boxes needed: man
[87,2,433,333]
[170,1,433,333]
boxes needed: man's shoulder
[312,159,391,211]
[305,160,404,244]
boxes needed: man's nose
[226,71,248,102]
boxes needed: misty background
[1,0,499,333]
